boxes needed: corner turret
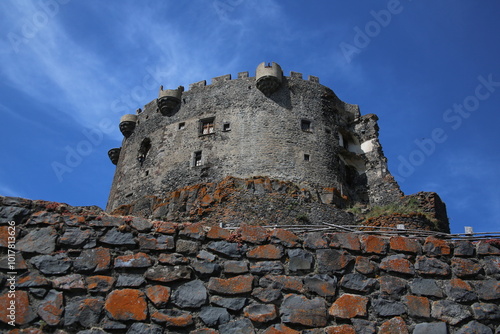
[119,114,138,138]
[108,148,121,165]
[255,62,283,95]
[157,85,184,116]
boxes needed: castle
[106,62,447,230]
[3,64,499,334]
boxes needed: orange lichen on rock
[104,289,148,321]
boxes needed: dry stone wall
[0,196,499,334]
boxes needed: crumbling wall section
[1,197,498,333]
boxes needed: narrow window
[138,138,151,164]
[200,118,215,135]
[178,122,185,130]
[304,154,310,161]
[301,119,312,132]
[223,122,231,132]
[194,151,202,167]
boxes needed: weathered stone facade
[107,62,403,216]
[1,197,499,333]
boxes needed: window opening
[200,118,215,135]
[301,120,312,132]
[223,122,231,132]
[304,154,310,161]
[194,151,203,167]
[138,138,151,164]
[178,122,185,130]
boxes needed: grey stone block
[456,321,493,334]
[99,228,136,245]
[171,279,207,308]
[413,322,447,334]
[219,318,255,334]
[288,248,314,271]
[31,253,72,275]
[371,298,406,317]
[410,278,444,297]
[199,306,231,326]
[210,296,247,311]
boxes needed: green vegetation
[347,197,437,223]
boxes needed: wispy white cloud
[0,183,25,198]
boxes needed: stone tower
[106,62,445,228]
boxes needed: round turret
[119,114,138,138]
[158,85,184,116]
[255,62,283,95]
[107,62,403,215]
[108,148,121,165]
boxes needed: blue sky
[1,0,499,234]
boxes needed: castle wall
[107,71,402,212]
[1,197,499,333]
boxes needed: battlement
[131,63,349,125]
[187,69,320,91]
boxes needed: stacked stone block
[0,196,499,333]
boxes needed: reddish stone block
[360,235,388,254]
[17,273,49,288]
[239,224,269,244]
[263,324,300,334]
[37,290,63,326]
[206,225,233,240]
[180,222,207,240]
[0,290,36,325]
[52,274,86,290]
[151,309,193,327]
[446,278,475,302]
[380,255,415,275]
[261,275,304,292]
[330,233,361,251]
[247,244,284,260]
[94,247,111,272]
[0,225,18,247]
[152,221,177,234]
[390,236,421,254]
[379,317,408,334]
[158,253,189,265]
[114,252,152,268]
[423,236,451,256]
[325,324,356,334]
[270,229,300,247]
[104,289,147,321]
[208,275,254,294]
[403,295,430,318]
[451,258,482,277]
[145,285,170,308]
[280,294,327,327]
[328,293,368,319]
[138,233,174,250]
[244,303,277,323]
[86,275,115,293]
[355,256,378,275]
